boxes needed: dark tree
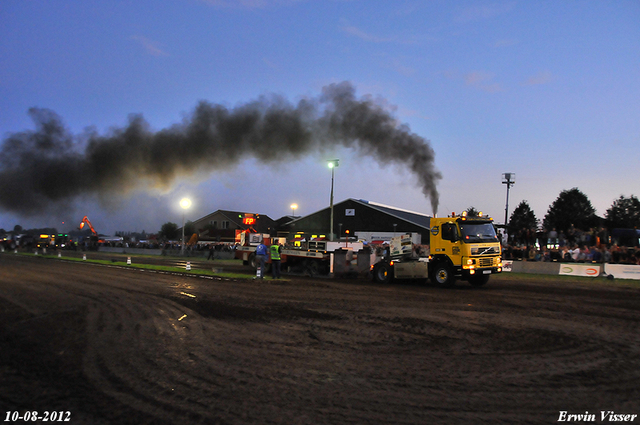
[159,222,179,240]
[543,188,597,234]
[606,195,640,229]
[465,206,479,216]
[508,200,538,244]
[184,221,196,239]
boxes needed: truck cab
[429,212,503,286]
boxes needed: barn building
[278,198,432,244]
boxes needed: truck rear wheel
[303,259,320,277]
[373,263,393,284]
[308,260,319,276]
[432,263,456,287]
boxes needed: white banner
[390,234,413,256]
[502,260,513,272]
[604,264,640,280]
[559,264,601,277]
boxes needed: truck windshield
[459,222,499,243]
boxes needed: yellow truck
[372,211,503,287]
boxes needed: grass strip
[13,252,257,280]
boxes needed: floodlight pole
[328,159,339,241]
[181,213,185,256]
[502,173,515,227]
[179,198,191,256]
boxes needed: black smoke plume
[0,82,441,216]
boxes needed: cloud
[493,39,519,48]
[131,35,169,57]
[523,71,554,86]
[341,21,420,45]
[198,0,299,9]
[262,57,279,70]
[382,57,416,77]
[201,0,267,7]
[392,62,416,77]
[342,25,396,43]
[399,107,433,121]
[464,71,492,85]
[454,2,516,23]
[464,71,504,93]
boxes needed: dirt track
[1,253,639,424]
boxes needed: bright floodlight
[502,173,515,185]
[180,198,192,210]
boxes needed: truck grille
[478,258,494,268]
[472,246,498,255]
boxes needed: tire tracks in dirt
[1,254,639,424]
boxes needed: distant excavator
[187,233,199,246]
[78,216,100,249]
[78,216,98,236]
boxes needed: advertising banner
[558,264,601,277]
[604,264,640,280]
[502,260,513,272]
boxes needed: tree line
[503,188,639,246]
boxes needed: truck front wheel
[432,263,456,287]
[373,263,393,284]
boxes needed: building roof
[359,199,432,229]
[185,209,276,234]
[285,198,432,230]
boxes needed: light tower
[502,173,515,227]
[327,159,339,241]
[179,197,191,256]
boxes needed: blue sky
[1,0,638,235]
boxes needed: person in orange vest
[270,243,282,279]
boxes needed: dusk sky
[1,1,638,235]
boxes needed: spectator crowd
[499,226,640,265]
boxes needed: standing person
[207,244,215,260]
[254,239,268,279]
[270,243,282,279]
